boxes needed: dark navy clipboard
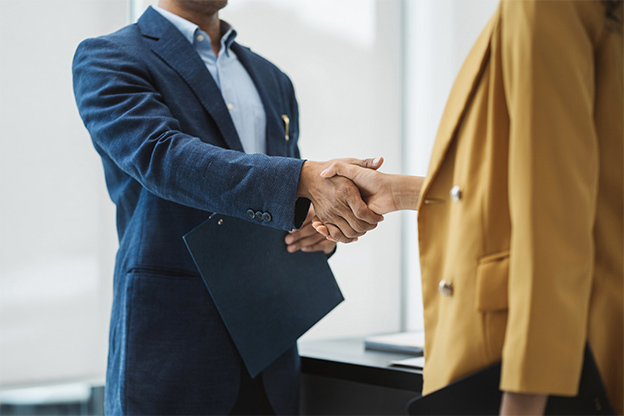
[183,213,343,378]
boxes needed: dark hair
[603,0,623,23]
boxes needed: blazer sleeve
[72,37,305,231]
[500,0,602,396]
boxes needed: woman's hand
[297,157,385,243]
[319,157,399,215]
[499,392,548,416]
[312,157,425,239]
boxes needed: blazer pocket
[475,250,509,312]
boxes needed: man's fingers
[347,193,384,225]
[285,223,319,245]
[330,217,364,239]
[331,176,382,229]
[286,241,300,253]
[325,223,358,243]
[340,210,378,235]
[316,177,382,236]
[301,239,337,254]
[307,171,383,242]
[312,222,330,238]
[287,233,328,253]
[313,218,364,245]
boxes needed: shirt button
[246,209,255,219]
[254,211,263,221]
[262,212,272,222]
[450,185,463,202]
[438,280,454,297]
[196,34,205,42]
[227,103,234,111]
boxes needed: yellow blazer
[417,1,623,413]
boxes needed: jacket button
[450,185,463,202]
[262,212,272,222]
[246,209,255,219]
[254,211,264,221]
[438,280,454,297]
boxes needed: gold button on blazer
[417,1,623,413]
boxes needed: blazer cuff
[293,197,311,229]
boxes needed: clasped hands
[286,157,422,253]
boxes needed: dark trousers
[229,366,275,415]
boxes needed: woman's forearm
[393,175,425,211]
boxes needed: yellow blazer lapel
[418,12,497,209]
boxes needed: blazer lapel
[138,7,244,152]
[232,43,286,157]
[418,12,496,208]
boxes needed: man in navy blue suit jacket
[72,1,382,414]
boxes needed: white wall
[402,0,499,330]
[0,1,125,388]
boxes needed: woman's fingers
[320,157,384,178]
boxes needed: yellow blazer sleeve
[500,0,601,396]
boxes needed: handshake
[287,157,424,251]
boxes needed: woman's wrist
[393,175,424,211]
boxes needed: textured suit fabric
[417,1,623,413]
[73,7,308,415]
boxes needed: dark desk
[299,337,423,415]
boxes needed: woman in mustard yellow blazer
[317,0,623,413]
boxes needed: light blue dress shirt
[154,6,267,154]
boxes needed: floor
[0,386,104,415]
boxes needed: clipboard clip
[208,213,224,226]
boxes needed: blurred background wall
[0,0,126,388]
[0,0,497,390]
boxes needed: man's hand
[312,157,425,239]
[297,158,385,243]
[319,157,399,215]
[285,206,336,254]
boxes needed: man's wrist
[297,160,319,200]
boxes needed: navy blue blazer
[73,7,309,415]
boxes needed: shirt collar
[153,6,237,55]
